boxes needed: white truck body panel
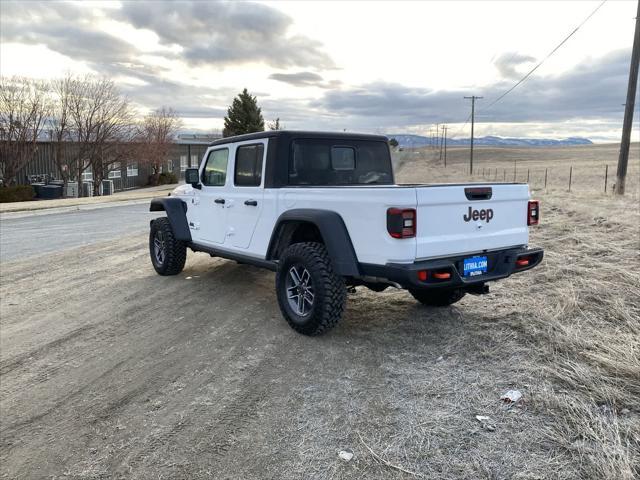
[178,138,532,267]
[414,184,529,260]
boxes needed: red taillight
[516,258,530,267]
[527,200,539,226]
[387,208,416,239]
[432,271,451,280]
[418,270,428,281]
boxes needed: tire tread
[150,217,187,276]
[276,242,346,335]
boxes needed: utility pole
[434,123,439,150]
[439,124,445,162]
[464,96,483,175]
[443,126,448,168]
[615,0,640,195]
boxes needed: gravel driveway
[0,229,550,479]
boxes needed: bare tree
[66,76,135,196]
[49,74,74,190]
[268,117,282,131]
[137,107,182,185]
[0,77,50,186]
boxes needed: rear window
[288,139,393,186]
[234,143,264,186]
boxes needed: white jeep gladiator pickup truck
[149,131,543,335]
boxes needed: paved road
[0,203,158,262]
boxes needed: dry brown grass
[395,143,640,196]
[394,144,640,479]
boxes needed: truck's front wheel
[409,288,465,307]
[276,242,346,335]
[149,217,187,276]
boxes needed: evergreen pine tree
[222,88,265,137]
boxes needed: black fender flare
[149,197,192,242]
[267,209,360,277]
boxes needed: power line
[450,0,607,141]
[483,0,608,111]
[450,113,471,140]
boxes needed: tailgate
[415,184,530,260]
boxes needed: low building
[12,134,221,193]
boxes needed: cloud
[0,1,631,139]
[0,2,138,67]
[268,71,341,88]
[118,2,333,69]
[493,52,536,79]
[119,78,235,119]
[269,72,324,87]
[0,1,333,78]
[313,49,632,130]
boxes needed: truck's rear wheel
[409,288,465,307]
[149,217,187,276]
[276,242,346,335]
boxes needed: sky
[0,0,638,141]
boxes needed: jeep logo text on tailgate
[463,206,494,223]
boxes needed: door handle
[244,199,258,206]
[214,198,225,204]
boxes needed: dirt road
[2,145,638,479]
[1,231,555,479]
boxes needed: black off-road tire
[276,242,347,336]
[409,288,466,307]
[149,217,187,276]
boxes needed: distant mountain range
[387,134,593,148]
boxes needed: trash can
[39,185,63,199]
[82,181,94,197]
[101,180,114,196]
[31,183,45,198]
[66,182,78,198]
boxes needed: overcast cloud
[119,2,333,69]
[0,1,333,75]
[0,0,636,140]
[313,49,632,131]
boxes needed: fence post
[544,168,548,190]
[527,169,530,183]
[568,166,572,192]
[604,164,608,193]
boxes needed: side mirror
[185,168,201,189]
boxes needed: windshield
[288,139,394,186]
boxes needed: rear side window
[202,148,228,186]
[289,140,393,186]
[331,147,355,170]
[235,143,264,186]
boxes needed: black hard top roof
[208,130,389,147]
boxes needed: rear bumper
[359,246,543,290]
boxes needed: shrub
[0,185,36,203]
[158,172,178,185]
[147,174,159,186]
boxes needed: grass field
[393,143,640,479]
[396,143,640,196]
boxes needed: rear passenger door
[224,141,266,250]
